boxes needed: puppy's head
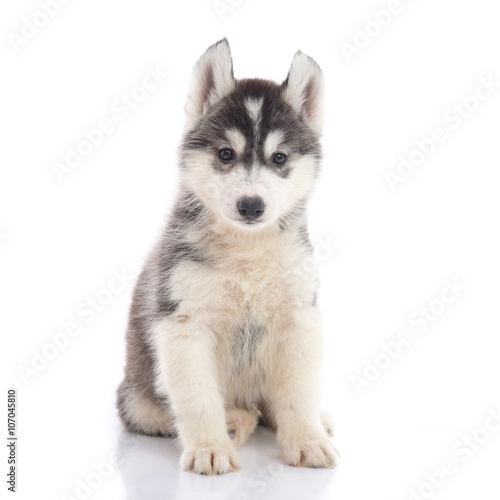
[180,39,324,231]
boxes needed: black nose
[237,197,265,220]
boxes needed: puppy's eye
[272,152,287,166]
[218,148,234,162]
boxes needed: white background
[2,0,500,499]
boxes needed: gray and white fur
[117,39,338,475]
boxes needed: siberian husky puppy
[117,39,338,475]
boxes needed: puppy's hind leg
[117,379,177,437]
[226,408,260,448]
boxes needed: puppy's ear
[184,38,235,124]
[282,51,324,133]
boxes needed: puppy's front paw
[281,435,339,469]
[181,443,240,475]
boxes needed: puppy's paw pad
[181,445,240,475]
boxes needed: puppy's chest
[211,256,291,373]
[170,237,316,325]
[210,248,305,315]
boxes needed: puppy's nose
[237,197,265,220]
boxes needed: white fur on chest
[168,233,317,334]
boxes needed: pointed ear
[281,51,324,133]
[184,38,235,124]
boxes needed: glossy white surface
[2,0,500,499]
[115,427,337,500]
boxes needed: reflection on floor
[115,425,337,500]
